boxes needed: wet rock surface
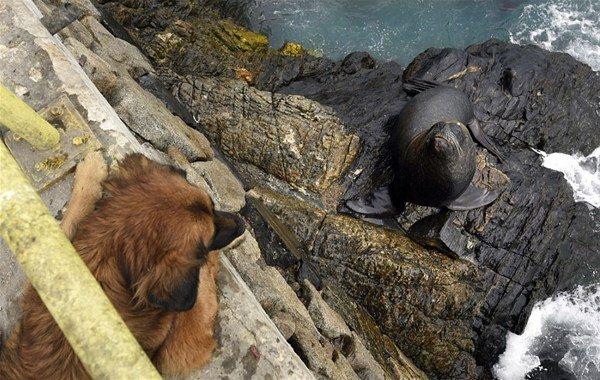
[249,187,483,378]
[251,39,600,377]
[35,0,600,378]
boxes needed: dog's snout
[210,211,246,251]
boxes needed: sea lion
[346,79,505,217]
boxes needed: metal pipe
[0,141,161,379]
[0,84,60,150]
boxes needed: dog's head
[99,154,245,312]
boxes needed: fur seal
[346,79,505,217]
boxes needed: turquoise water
[240,0,599,69]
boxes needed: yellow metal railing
[0,88,161,379]
[0,84,60,149]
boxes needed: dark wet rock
[525,360,577,380]
[251,186,483,378]
[243,198,300,275]
[320,285,428,380]
[404,41,599,154]
[136,72,200,128]
[406,210,466,259]
[255,51,406,203]
[99,0,271,79]
[244,189,425,379]
[399,40,600,371]
[252,40,600,377]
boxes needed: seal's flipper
[298,260,323,290]
[344,187,398,217]
[445,184,500,210]
[467,119,507,162]
[403,78,443,95]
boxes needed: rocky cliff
[86,0,600,378]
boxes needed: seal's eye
[446,123,468,144]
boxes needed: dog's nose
[209,211,246,251]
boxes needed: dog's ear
[210,211,245,251]
[147,266,200,312]
[118,154,152,179]
[140,249,203,312]
[104,154,155,193]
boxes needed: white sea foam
[500,3,600,378]
[534,147,600,208]
[493,284,600,380]
[496,147,600,379]
[510,0,600,71]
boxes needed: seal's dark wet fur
[389,80,504,209]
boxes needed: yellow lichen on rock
[279,41,305,56]
[72,134,91,146]
[34,153,68,171]
[213,19,268,52]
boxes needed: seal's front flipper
[467,119,507,162]
[342,187,403,229]
[403,78,443,95]
[344,187,398,217]
[445,184,499,210]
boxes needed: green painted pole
[0,84,60,150]
[0,141,161,379]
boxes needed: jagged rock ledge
[98,1,600,378]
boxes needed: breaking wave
[509,0,600,70]
[494,285,600,380]
[535,147,600,208]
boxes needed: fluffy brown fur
[0,152,245,379]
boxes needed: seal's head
[425,121,473,159]
[400,120,477,206]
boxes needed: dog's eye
[187,201,213,216]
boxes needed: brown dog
[0,152,245,379]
